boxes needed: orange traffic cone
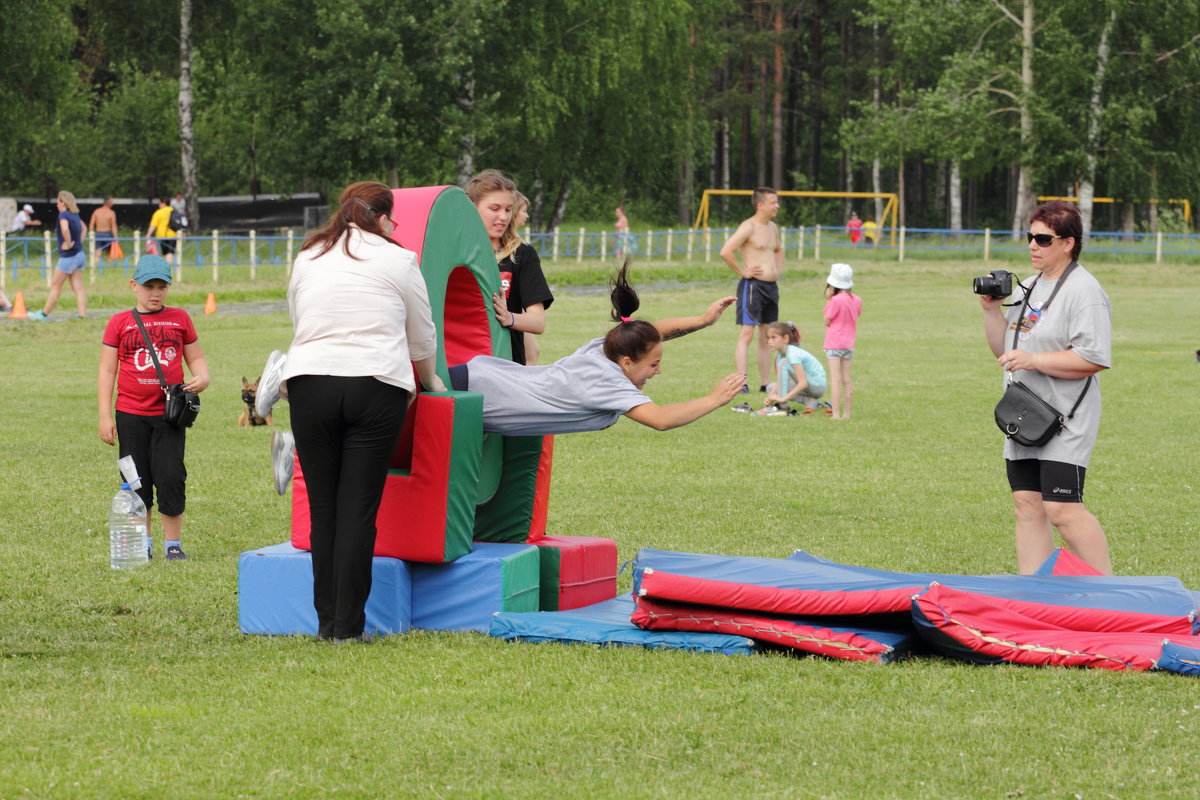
[204,292,217,314]
[8,292,28,319]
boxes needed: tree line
[3,0,1198,233]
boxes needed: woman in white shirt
[282,181,443,643]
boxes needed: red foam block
[536,535,617,611]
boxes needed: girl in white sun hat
[823,263,862,420]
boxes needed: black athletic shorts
[735,278,779,326]
[1005,458,1086,503]
[449,364,469,391]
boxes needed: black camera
[973,270,1013,298]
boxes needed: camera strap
[1007,260,1091,421]
[1009,260,1078,351]
[131,309,169,393]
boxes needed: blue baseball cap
[134,254,173,285]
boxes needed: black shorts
[116,411,187,516]
[1005,459,1086,503]
[449,363,469,391]
[735,278,779,326]
[158,238,176,256]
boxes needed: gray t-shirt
[467,337,652,436]
[1001,263,1111,466]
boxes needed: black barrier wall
[8,193,326,234]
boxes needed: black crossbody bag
[993,262,1091,447]
[132,309,201,428]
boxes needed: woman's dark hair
[602,260,661,363]
[302,181,400,259]
[1030,200,1083,261]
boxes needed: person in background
[466,169,553,366]
[754,321,828,416]
[98,254,210,561]
[720,187,783,402]
[514,190,530,230]
[89,197,119,258]
[170,192,186,216]
[823,262,862,421]
[28,191,88,321]
[263,181,443,643]
[615,205,631,257]
[145,198,178,265]
[846,211,863,246]
[512,190,545,365]
[980,200,1112,575]
[861,215,878,247]
[10,203,42,233]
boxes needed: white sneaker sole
[256,350,287,420]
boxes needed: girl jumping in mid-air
[823,262,862,420]
[758,321,827,416]
[449,262,746,434]
[258,263,745,494]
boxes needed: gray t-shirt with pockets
[467,337,652,436]
[1001,263,1111,467]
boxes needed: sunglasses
[1026,231,1064,247]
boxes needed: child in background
[512,190,545,366]
[823,262,862,420]
[754,321,827,416]
[98,254,210,560]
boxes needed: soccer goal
[693,189,900,245]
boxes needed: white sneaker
[271,430,295,496]
[256,350,287,420]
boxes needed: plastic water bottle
[109,483,149,569]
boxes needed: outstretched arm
[624,372,747,431]
[654,296,737,341]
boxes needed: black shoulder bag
[993,262,1091,447]
[132,310,201,428]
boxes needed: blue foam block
[491,595,757,655]
[238,542,412,636]
[408,541,541,632]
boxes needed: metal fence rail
[4,224,1198,288]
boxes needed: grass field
[1,257,1197,799]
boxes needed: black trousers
[288,375,409,639]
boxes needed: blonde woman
[29,191,88,320]
[466,170,553,365]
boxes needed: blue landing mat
[490,595,757,655]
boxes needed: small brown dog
[238,376,273,427]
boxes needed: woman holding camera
[980,200,1112,575]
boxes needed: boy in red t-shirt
[98,255,209,561]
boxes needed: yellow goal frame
[1037,196,1192,228]
[693,189,900,244]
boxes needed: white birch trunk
[1010,0,1036,236]
[455,74,476,188]
[949,158,963,231]
[1079,8,1117,236]
[178,0,198,228]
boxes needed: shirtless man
[720,187,783,394]
[89,198,118,258]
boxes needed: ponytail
[603,260,661,363]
